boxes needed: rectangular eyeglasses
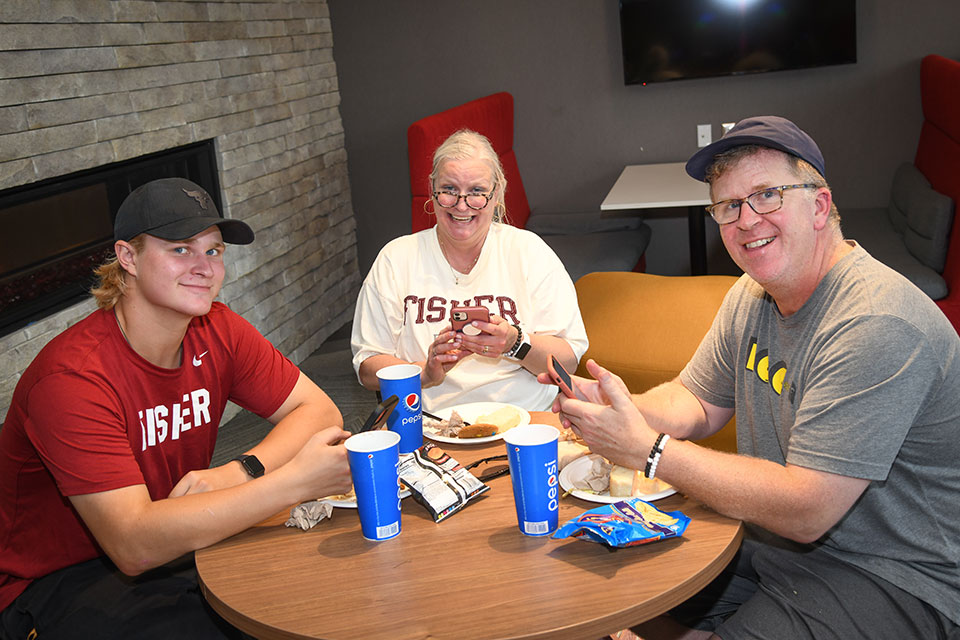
[706,183,818,225]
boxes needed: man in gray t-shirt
[548,117,960,639]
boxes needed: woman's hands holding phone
[457,313,517,358]
[421,308,513,387]
[422,326,468,387]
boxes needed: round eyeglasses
[706,184,818,225]
[433,190,494,211]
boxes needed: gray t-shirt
[680,243,960,624]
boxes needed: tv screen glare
[620,0,857,85]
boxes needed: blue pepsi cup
[345,430,402,541]
[376,364,423,454]
[503,424,561,536]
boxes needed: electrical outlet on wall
[697,124,711,147]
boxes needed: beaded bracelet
[505,324,523,357]
[643,433,671,479]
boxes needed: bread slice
[609,465,638,497]
[558,441,589,470]
[609,464,669,497]
[475,406,523,431]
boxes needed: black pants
[669,538,960,640]
[0,555,249,640]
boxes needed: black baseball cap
[114,177,254,244]
[685,116,826,182]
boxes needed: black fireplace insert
[0,140,221,337]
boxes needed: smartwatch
[505,324,532,361]
[232,454,265,479]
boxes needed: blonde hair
[429,129,508,224]
[90,236,145,310]
[705,145,841,229]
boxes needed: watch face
[515,342,532,360]
[241,455,265,478]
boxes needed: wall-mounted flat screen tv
[620,0,857,86]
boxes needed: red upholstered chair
[839,55,959,327]
[408,92,651,282]
[916,55,960,333]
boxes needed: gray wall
[0,1,360,424]
[329,0,960,277]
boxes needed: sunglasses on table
[463,454,510,482]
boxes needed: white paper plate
[423,402,532,444]
[559,455,676,503]
[320,488,412,509]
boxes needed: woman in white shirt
[351,129,588,411]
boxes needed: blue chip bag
[552,498,690,547]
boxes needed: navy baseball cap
[685,116,826,182]
[114,177,254,244]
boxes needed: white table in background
[601,162,712,275]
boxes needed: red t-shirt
[0,302,299,610]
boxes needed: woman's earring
[423,199,435,215]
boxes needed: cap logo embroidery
[182,188,210,210]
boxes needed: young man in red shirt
[0,178,352,639]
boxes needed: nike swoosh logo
[192,351,209,367]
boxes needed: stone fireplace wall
[0,1,361,424]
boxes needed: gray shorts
[670,538,959,640]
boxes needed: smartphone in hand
[547,355,587,401]
[450,306,490,336]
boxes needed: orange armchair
[574,271,739,453]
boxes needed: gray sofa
[842,162,955,299]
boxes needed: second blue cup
[375,363,423,454]
[503,424,561,536]
[345,430,402,541]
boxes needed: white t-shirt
[351,223,589,411]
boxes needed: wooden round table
[197,414,742,640]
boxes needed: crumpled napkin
[285,500,334,530]
[574,454,612,492]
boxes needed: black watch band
[506,324,532,361]
[232,454,265,479]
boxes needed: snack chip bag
[397,443,489,522]
[552,497,690,547]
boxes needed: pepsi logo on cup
[404,393,420,412]
[545,459,559,512]
[399,393,423,428]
